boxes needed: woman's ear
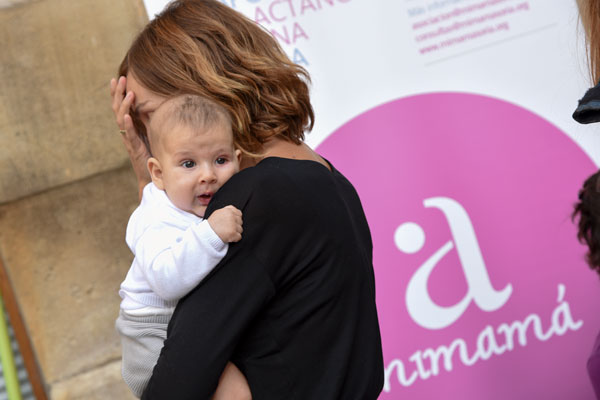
[147,157,165,190]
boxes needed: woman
[110,0,384,398]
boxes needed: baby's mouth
[197,193,212,205]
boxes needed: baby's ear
[147,157,165,190]
[234,149,242,164]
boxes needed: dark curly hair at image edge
[573,169,600,275]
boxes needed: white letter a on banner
[405,197,513,330]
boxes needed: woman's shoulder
[208,157,333,214]
[235,157,335,191]
[213,158,297,200]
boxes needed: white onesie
[116,182,227,397]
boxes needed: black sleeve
[141,173,275,399]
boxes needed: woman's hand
[212,362,252,400]
[110,76,151,200]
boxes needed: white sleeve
[135,219,228,301]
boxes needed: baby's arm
[136,210,240,301]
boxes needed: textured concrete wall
[0,0,147,203]
[0,0,148,397]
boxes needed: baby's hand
[207,205,243,243]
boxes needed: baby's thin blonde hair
[148,94,232,156]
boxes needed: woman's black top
[142,157,384,399]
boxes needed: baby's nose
[198,167,217,183]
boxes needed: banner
[142,1,600,398]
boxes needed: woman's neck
[240,137,331,171]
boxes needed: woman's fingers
[109,78,116,98]
[121,114,135,144]
[118,91,135,128]
[111,76,129,127]
[122,113,152,185]
[110,76,151,198]
[123,113,135,132]
[111,76,125,112]
[122,114,144,155]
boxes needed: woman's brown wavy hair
[578,0,600,84]
[573,170,600,276]
[119,0,314,156]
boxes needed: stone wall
[0,0,148,397]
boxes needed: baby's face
[153,121,241,218]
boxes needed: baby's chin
[193,205,207,219]
[172,199,206,218]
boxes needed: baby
[116,94,243,397]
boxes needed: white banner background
[143,0,599,162]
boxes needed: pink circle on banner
[317,93,600,399]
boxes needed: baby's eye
[215,157,227,165]
[181,160,196,168]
